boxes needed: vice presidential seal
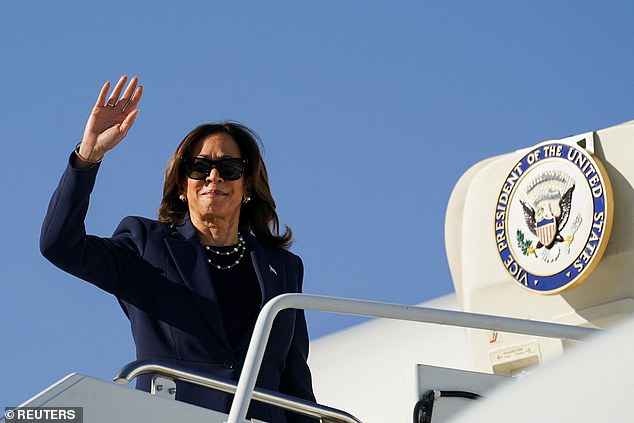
[494,137,613,294]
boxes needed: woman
[40,76,315,422]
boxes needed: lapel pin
[269,264,278,276]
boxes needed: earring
[179,194,187,202]
[242,196,251,204]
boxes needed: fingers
[118,76,139,111]
[120,109,140,135]
[94,81,111,108]
[96,75,143,113]
[105,75,128,107]
[124,84,143,112]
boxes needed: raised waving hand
[78,76,143,163]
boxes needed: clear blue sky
[2,0,634,410]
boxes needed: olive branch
[516,229,536,257]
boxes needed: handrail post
[114,360,362,423]
[227,293,600,423]
[227,296,286,423]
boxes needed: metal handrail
[114,360,361,423]
[227,293,601,423]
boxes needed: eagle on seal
[520,185,575,249]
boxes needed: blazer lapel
[164,217,229,347]
[233,235,286,352]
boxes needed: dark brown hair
[158,122,292,249]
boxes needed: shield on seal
[536,218,557,246]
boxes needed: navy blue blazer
[40,157,315,423]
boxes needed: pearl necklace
[203,233,246,270]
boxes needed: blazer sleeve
[40,156,145,296]
[279,256,319,423]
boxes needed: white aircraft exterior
[3,120,633,423]
[309,119,634,422]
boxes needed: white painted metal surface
[448,317,634,422]
[114,360,361,423]
[415,364,510,422]
[0,373,233,423]
[310,295,469,423]
[445,120,634,374]
[227,293,598,423]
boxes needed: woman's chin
[195,207,240,223]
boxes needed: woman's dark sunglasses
[182,157,248,181]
